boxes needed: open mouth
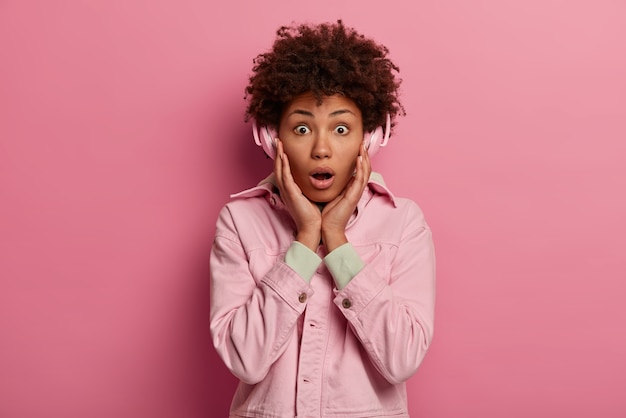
[309,167,335,190]
[312,172,333,180]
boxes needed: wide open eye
[294,125,311,135]
[334,125,350,135]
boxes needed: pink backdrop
[1,1,625,417]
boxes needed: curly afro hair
[244,20,405,133]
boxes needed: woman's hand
[274,140,322,251]
[321,143,372,251]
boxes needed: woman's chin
[303,188,340,204]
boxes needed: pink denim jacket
[210,173,435,418]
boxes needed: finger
[359,143,371,178]
[279,146,293,187]
[274,140,285,192]
[361,143,372,177]
[353,149,367,188]
[279,149,305,201]
[361,145,372,175]
[342,153,367,204]
[358,143,371,186]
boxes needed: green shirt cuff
[284,241,322,283]
[323,243,365,289]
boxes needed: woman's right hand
[274,140,322,251]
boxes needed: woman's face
[278,92,364,203]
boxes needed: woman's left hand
[321,143,371,251]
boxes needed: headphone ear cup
[364,126,384,156]
[363,114,391,157]
[252,120,277,160]
[260,126,277,160]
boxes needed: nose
[311,131,331,159]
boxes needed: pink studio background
[1,0,625,417]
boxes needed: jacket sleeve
[332,201,436,384]
[209,205,313,384]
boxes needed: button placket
[295,273,330,417]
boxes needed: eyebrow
[287,109,356,118]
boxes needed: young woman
[210,20,435,418]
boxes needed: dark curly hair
[244,20,405,133]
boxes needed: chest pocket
[247,247,288,284]
[353,242,392,283]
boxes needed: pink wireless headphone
[252,114,391,160]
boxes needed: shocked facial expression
[278,93,364,203]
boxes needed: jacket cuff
[284,241,322,283]
[323,243,365,289]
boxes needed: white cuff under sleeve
[323,243,365,290]
[284,241,322,283]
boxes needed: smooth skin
[274,92,372,252]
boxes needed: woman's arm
[332,202,436,384]
[209,206,312,384]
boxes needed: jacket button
[298,293,307,303]
[341,298,352,309]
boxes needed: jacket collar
[230,172,397,209]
